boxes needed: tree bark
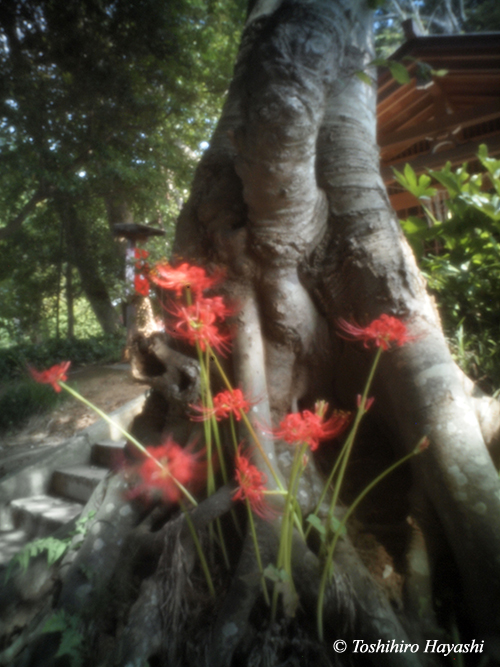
[172,0,500,650]
[56,195,121,335]
[65,262,75,339]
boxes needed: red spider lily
[233,447,270,518]
[274,401,351,451]
[128,439,205,505]
[337,314,411,351]
[168,296,232,354]
[133,248,149,272]
[190,388,252,422]
[29,361,71,393]
[151,262,224,297]
[134,248,149,260]
[134,274,150,296]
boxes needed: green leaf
[329,515,347,537]
[400,216,428,236]
[462,194,500,222]
[4,536,70,582]
[43,611,84,667]
[374,57,410,84]
[404,163,417,190]
[306,514,326,536]
[263,564,282,583]
[45,537,70,566]
[431,69,448,78]
[393,164,437,200]
[428,165,463,196]
[43,611,71,634]
[354,70,373,86]
[388,61,411,84]
[73,510,96,536]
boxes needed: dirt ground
[0,365,147,472]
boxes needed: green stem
[210,352,283,491]
[180,502,215,598]
[304,435,350,540]
[326,346,383,526]
[272,443,306,621]
[59,381,198,506]
[195,346,214,493]
[316,441,423,640]
[246,500,271,606]
[195,338,233,561]
[204,347,229,483]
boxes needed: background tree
[374,0,500,55]
[0,0,245,338]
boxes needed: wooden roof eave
[379,101,500,153]
[381,133,500,185]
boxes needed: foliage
[0,0,246,338]
[42,611,84,667]
[0,332,126,380]
[396,146,500,389]
[0,380,64,432]
[5,511,96,581]
[373,0,500,57]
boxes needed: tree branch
[0,189,48,241]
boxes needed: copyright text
[331,639,484,656]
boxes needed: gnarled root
[112,485,234,667]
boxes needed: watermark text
[332,639,484,656]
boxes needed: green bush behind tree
[395,145,500,391]
[0,332,126,432]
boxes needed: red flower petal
[134,274,150,296]
[151,262,224,297]
[167,296,233,354]
[127,438,205,505]
[273,401,351,451]
[338,315,412,350]
[29,361,71,393]
[191,388,252,422]
[233,447,270,519]
[134,248,149,260]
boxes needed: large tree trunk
[3,2,500,665]
[171,0,500,651]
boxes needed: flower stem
[180,502,215,598]
[59,381,198,506]
[325,347,383,528]
[210,352,283,491]
[246,500,271,606]
[316,436,425,640]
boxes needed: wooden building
[378,29,500,217]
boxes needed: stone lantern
[112,223,165,331]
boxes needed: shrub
[0,332,126,381]
[0,381,65,433]
[395,145,500,391]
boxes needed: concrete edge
[0,393,146,529]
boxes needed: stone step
[50,465,109,503]
[91,439,127,469]
[9,494,83,540]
